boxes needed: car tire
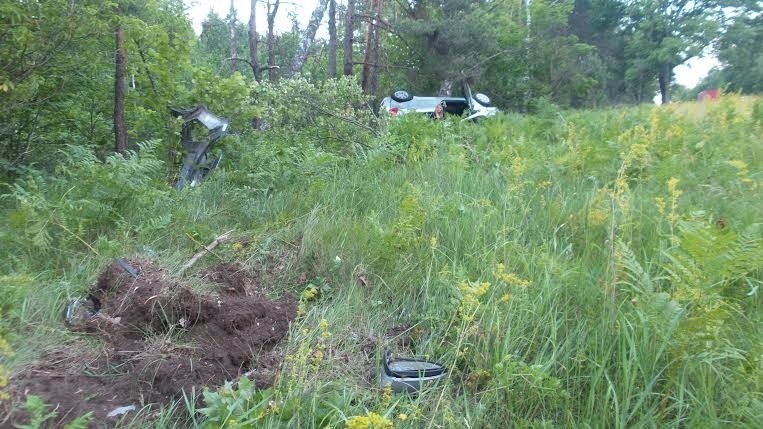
[391,90,413,103]
[473,93,492,107]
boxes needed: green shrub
[0,140,168,272]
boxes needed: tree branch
[180,231,234,273]
[222,57,279,76]
[353,61,416,70]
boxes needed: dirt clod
[11,259,296,425]
[199,262,259,295]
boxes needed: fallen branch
[299,97,378,135]
[180,230,233,273]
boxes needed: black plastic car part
[383,352,446,378]
[380,350,447,394]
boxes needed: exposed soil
[386,324,416,348]
[10,259,296,426]
[199,262,259,296]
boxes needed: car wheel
[391,89,413,102]
[473,93,492,107]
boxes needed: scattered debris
[116,258,139,278]
[380,350,447,394]
[63,296,100,327]
[141,245,158,258]
[357,275,369,288]
[65,257,137,327]
[107,405,136,418]
[354,264,370,288]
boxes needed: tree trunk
[267,0,280,81]
[328,0,337,78]
[287,0,329,77]
[361,0,378,92]
[228,0,238,73]
[133,38,158,96]
[367,0,383,95]
[437,78,453,97]
[249,0,261,81]
[343,0,355,76]
[658,63,671,104]
[114,24,127,154]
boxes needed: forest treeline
[1,0,760,180]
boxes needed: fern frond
[616,240,655,294]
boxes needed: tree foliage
[622,0,725,104]
[0,0,194,179]
[1,0,759,180]
[712,6,763,94]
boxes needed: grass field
[1,95,761,428]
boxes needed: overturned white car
[380,82,498,121]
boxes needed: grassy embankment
[1,96,761,428]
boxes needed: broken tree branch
[180,230,233,273]
[221,57,279,77]
[299,97,378,135]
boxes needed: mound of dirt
[199,262,259,295]
[11,259,296,426]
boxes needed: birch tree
[287,0,330,77]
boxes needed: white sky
[186,0,322,36]
[674,56,720,88]
[186,0,715,93]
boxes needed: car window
[443,100,469,115]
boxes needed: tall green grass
[1,96,761,427]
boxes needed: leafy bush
[215,77,379,193]
[1,141,168,272]
[198,378,276,427]
[14,395,91,429]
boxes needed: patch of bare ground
[9,259,296,426]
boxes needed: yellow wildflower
[301,286,318,301]
[311,348,324,365]
[655,197,666,215]
[728,160,756,187]
[667,177,683,199]
[494,263,530,287]
[588,207,609,226]
[457,281,491,322]
[667,177,683,224]
[438,264,450,279]
[511,156,526,176]
[381,383,393,405]
[345,412,393,429]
